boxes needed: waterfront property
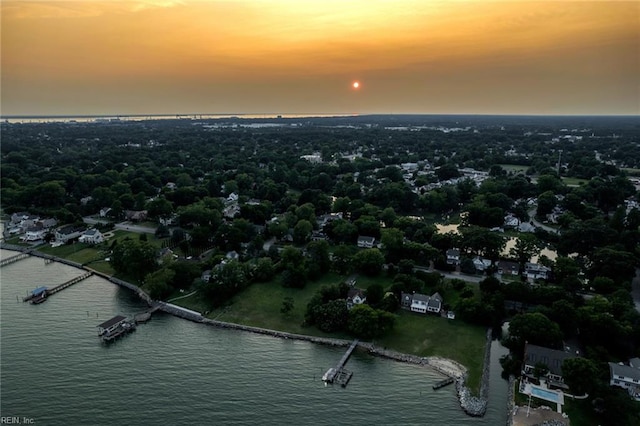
[97,315,136,342]
[608,360,640,401]
[522,343,577,390]
[400,292,443,315]
[23,272,93,303]
[323,339,358,387]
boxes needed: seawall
[2,244,493,418]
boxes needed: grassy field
[171,272,487,393]
[377,311,486,392]
[561,177,588,186]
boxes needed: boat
[30,293,48,304]
[322,368,336,382]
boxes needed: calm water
[1,250,508,425]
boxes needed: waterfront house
[22,224,47,242]
[401,292,445,315]
[608,361,640,401]
[55,225,85,244]
[410,293,430,314]
[427,292,443,314]
[79,228,104,244]
[522,343,576,390]
[357,236,376,248]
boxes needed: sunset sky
[2,1,638,116]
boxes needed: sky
[1,0,639,116]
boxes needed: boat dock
[433,377,455,390]
[1,252,30,268]
[23,272,93,303]
[98,315,136,343]
[323,339,359,387]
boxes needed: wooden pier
[1,252,30,268]
[323,339,359,387]
[433,377,455,390]
[23,272,93,302]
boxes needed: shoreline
[1,244,490,417]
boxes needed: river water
[0,249,508,425]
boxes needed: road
[82,217,157,234]
[527,208,560,235]
[413,265,491,284]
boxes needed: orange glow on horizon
[1,1,638,116]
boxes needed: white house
[427,292,443,314]
[346,288,367,309]
[609,362,640,401]
[472,256,492,272]
[79,229,104,244]
[55,225,85,243]
[525,262,551,280]
[357,236,376,248]
[410,293,430,314]
[99,207,112,218]
[446,249,460,265]
[22,226,47,242]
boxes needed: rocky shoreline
[2,244,494,418]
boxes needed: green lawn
[38,243,104,264]
[172,271,487,393]
[377,311,486,392]
[561,177,588,186]
[204,272,352,338]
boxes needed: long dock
[23,272,93,302]
[323,339,359,387]
[1,252,30,267]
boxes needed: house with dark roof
[346,288,367,309]
[427,292,443,314]
[400,292,444,315]
[498,260,520,276]
[446,249,460,265]
[79,228,104,244]
[522,343,577,389]
[609,362,640,401]
[55,225,86,243]
[357,236,376,248]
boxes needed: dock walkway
[23,272,93,302]
[323,339,359,387]
[1,252,30,267]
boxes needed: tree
[365,283,385,308]
[332,244,355,274]
[142,268,175,299]
[353,248,385,276]
[347,304,395,339]
[306,240,331,280]
[293,219,313,244]
[253,257,275,282]
[280,296,294,315]
[509,234,542,274]
[506,313,563,352]
[110,238,158,281]
[561,357,598,396]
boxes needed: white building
[609,361,640,401]
[79,229,104,244]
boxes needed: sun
[352,81,360,89]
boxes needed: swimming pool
[530,386,561,403]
